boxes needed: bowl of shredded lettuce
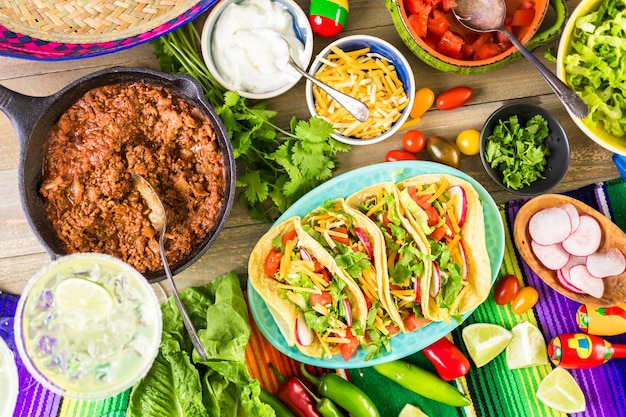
[557,0,626,155]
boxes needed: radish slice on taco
[396,174,491,323]
[248,217,368,360]
[346,182,432,333]
[300,199,400,358]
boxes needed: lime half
[462,323,512,367]
[537,367,586,413]
[55,277,114,320]
[506,322,549,369]
[398,404,430,417]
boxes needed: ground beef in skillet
[40,82,226,274]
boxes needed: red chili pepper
[270,364,322,417]
[597,306,626,321]
[422,336,471,381]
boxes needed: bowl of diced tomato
[386,0,567,74]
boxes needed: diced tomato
[264,249,282,277]
[476,43,502,60]
[339,329,360,361]
[330,226,350,245]
[320,268,331,283]
[518,0,535,10]
[310,291,333,307]
[408,7,431,38]
[425,206,441,227]
[430,226,446,241]
[436,30,463,57]
[281,230,298,246]
[511,8,535,26]
[441,0,457,11]
[427,10,450,38]
[404,313,430,331]
[405,0,426,15]
[407,187,432,209]
[386,322,401,336]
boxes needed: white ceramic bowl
[201,0,313,100]
[305,35,415,145]
[556,0,626,155]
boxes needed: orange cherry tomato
[493,274,520,305]
[385,149,419,162]
[436,86,474,110]
[511,286,539,314]
[410,87,435,119]
[402,130,427,153]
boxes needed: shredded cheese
[312,46,409,140]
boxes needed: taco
[300,199,401,356]
[395,174,491,323]
[248,217,369,360]
[346,182,432,333]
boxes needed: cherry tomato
[385,149,419,162]
[402,130,427,153]
[493,274,521,305]
[422,337,471,381]
[436,86,474,110]
[456,129,481,156]
[511,286,539,314]
[410,87,435,119]
[426,136,460,168]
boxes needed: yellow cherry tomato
[510,286,539,314]
[410,87,435,119]
[456,129,481,156]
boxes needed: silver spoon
[279,37,370,123]
[132,173,208,361]
[452,0,589,118]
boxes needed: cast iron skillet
[0,66,236,283]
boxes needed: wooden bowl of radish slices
[514,194,626,306]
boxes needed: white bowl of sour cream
[202,0,313,99]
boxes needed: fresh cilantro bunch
[484,114,551,190]
[151,24,350,221]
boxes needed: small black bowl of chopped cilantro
[480,102,570,196]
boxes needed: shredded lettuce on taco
[248,217,368,360]
[396,174,491,323]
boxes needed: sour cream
[211,0,306,94]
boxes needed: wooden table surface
[0,0,619,296]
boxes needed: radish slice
[355,227,374,259]
[299,247,313,261]
[559,255,587,290]
[457,240,469,280]
[586,248,626,278]
[531,239,570,270]
[343,299,353,326]
[430,264,441,298]
[295,311,314,347]
[558,203,581,232]
[568,264,605,298]
[448,185,467,227]
[561,215,602,257]
[528,207,572,245]
[556,269,586,294]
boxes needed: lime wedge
[398,404,430,417]
[54,278,114,320]
[462,323,512,367]
[506,322,549,369]
[537,367,586,413]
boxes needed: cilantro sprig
[151,24,350,221]
[484,114,551,190]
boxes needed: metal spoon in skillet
[452,0,589,118]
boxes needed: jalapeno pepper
[260,389,297,417]
[270,364,322,417]
[301,364,380,417]
[422,336,471,381]
[373,360,471,407]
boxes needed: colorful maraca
[309,0,349,37]
[547,333,626,369]
[577,304,626,336]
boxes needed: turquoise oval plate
[247,161,505,368]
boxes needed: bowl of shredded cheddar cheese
[305,35,415,145]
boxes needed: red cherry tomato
[385,149,419,162]
[402,130,427,153]
[436,86,474,110]
[511,286,539,314]
[422,337,471,381]
[493,274,521,305]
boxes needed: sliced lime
[462,323,512,367]
[506,322,549,369]
[537,367,586,413]
[54,278,114,320]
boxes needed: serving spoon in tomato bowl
[452,0,588,118]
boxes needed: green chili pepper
[317,398,345,417]
[373,360,471,407]
[260,389,297,417]
[301,364,380,417]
